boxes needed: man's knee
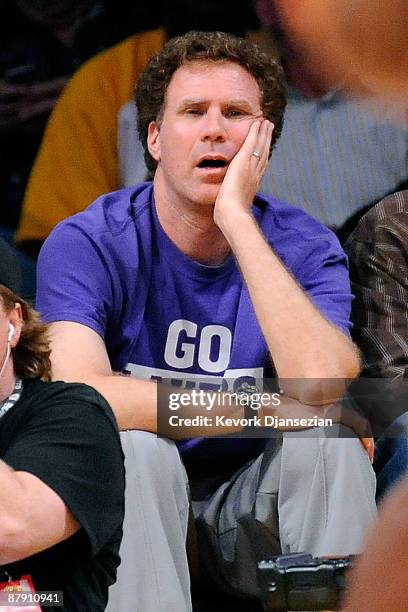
[284,425,364,451]
[318,425,372,462]
[281,425,374,481]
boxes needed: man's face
[148,61,263,209]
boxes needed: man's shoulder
[50,182,153,242]
[255,192,345,274]
[256,192,338,242]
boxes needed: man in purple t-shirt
[36,32,376,611]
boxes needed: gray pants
[107,428,376,611]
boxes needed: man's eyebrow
[178,98,206,107]
[224,98,260,108]
[178,98,260,109]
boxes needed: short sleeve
[36,220,114,338]
[294,236,353,337]
[3,383,125,555]
[259,197,354,337]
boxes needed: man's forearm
[48,323,257,435]
[56,372,251,435]
[219,211,360,402]
[96,376,369,444]
[83,374,158,432]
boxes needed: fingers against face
[244,119,274,180]
[242,118,262,155]
[257,119,274,171]
[245,118,272,151]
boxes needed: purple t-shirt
[37,183,352,476]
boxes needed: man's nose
[201,109,227,142]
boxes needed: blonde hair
[0,285,51,381]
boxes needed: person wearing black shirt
[0,280,125,611]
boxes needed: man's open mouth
[197,158,228,168]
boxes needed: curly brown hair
[0,285,51,382]
[135,30,287,173]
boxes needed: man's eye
[185,108,203,115]
[225,109,245,118]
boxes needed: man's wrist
[215,208,256,244]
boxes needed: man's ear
[147,121,161,163]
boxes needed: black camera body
[258,552,354,611]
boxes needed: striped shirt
[260,89,408,227]
[345,190,408,377]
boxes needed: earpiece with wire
[0,324,15,379]
[8,323,15,343]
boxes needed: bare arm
[214,120,360,404]
[0,461,79,564]
[49,323,372,455]
[49,322,246,435]
[49,321,158,432]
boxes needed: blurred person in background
[345,191,408,500]
[272,0,408,100]
[0,0,161,300]
[253,0,408,231]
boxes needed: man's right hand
[213,118,273,235]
